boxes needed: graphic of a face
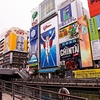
[46,35,49,40]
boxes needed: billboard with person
[40,16,59,68]
[78,15,93,68]
[4,27,28,53]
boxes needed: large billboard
[4,27,28,53]
[87,0,100,17]
[88,17,100,60]
[59,38,81,70]
[58,22,78,43]
[78,15,93,68]
[39,0,55,21]
[31,6,39,27]
[58,1,78,29]
[40,16,59,68]
[28,25,38,64]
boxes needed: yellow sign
[4,27,28,53]
[74,69,100,78]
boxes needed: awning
[38,68,59,73]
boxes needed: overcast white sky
[0,0,88,33]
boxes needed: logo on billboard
[60,39,79,59]
[32,11,38,27]
[32,11,38,20]
[43,23,52,31]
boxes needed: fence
[0,79,89,100]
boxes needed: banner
[31,6,39,27]
[78,15,93,68]
[59,38,81,70]
[4,27,28,53]
[74,69,100,78]
[58,1,78,29]
[58,22,78,43]
[88,17,100,60]
[28,25,38,64]
[40,16,59,68]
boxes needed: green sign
[32,11,38,20]
[88,17,99,41]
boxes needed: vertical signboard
[28,25,38,64]
[88,17,100,60]
[39,0,55,21]
[59,38,81,70]
[40,16,59,68]
[4,27,28,53]
[78,15,93,68]
[58,1,78,29]
[31,6,39,27]
[58,22,78,43]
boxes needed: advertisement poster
[40,16,59,68]
[78,15,93,68]
[58,22,78,43]
[58,1,78,29]
[88,17,100,60]
[31,6,39,27]
[39,0,55,21]
[96,14,100,29]
[28,25,38,64]
[74,68,100,78]
[59,38,81,70]
[4,27,28,53]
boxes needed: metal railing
[0,79,89,100]
[14,78,100,87]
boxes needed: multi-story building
[2,27,29,70]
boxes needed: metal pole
[12,84,14,100]
[0,82,2,100]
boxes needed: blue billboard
[40,27,57,68]
[28,25,38,64]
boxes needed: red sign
[88,0,100,17]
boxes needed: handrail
[0,79,88,100]
[14,78,100,87]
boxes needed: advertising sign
[59,38,81,70]
[58,22,78,43]
[58,1,78,29]
[78,15,93,68]
[31,6,39,27]
[40,16,59,68]
[4,27,28,53]
[88,17,100,60]
[88,0,100,17]
[28,25,38,64]
[74,68,100,78]
[96,14,100,29]
[39,0,55,21]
